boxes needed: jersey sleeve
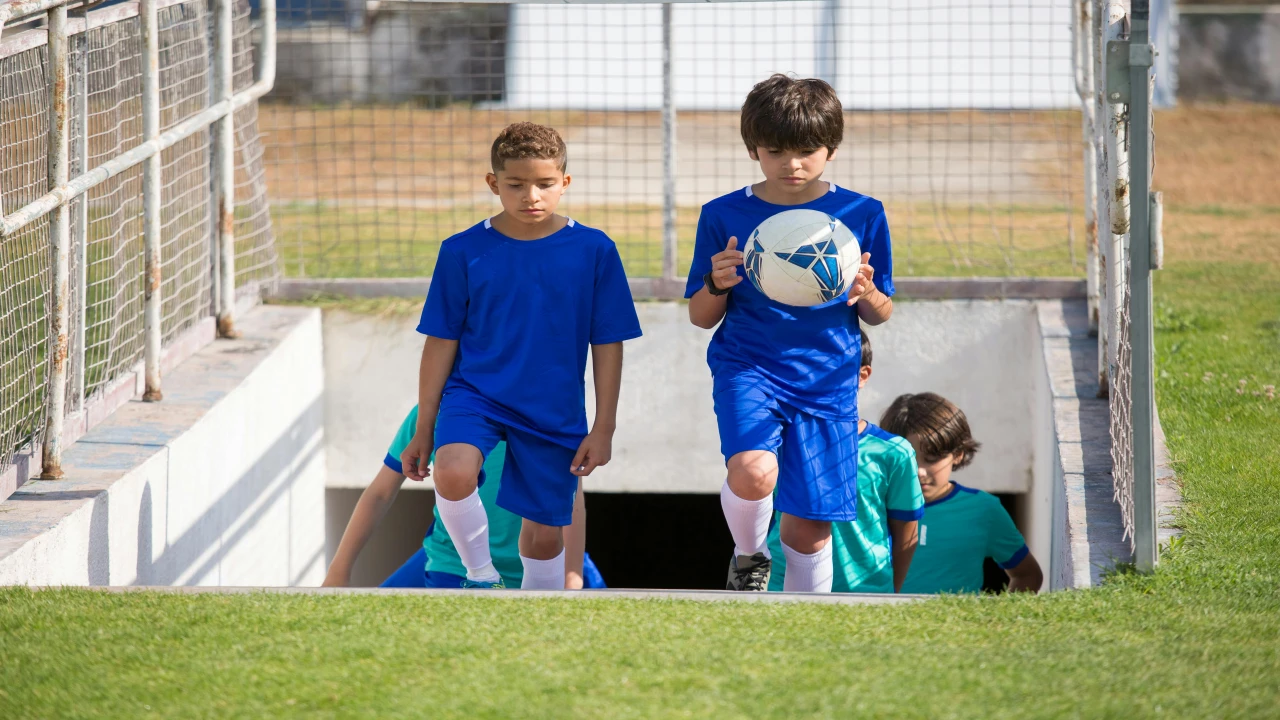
[885,440,925,522]
[591,242,643,345]
[684,205,725,298]
[986,494,1030,569]
[383,406,420,474]
[861,206,895,298]
[417,245,468,339]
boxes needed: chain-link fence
[262,0,1085,281]
[0,0,279,481]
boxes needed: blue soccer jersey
[683,184,894,420]
[419,218,643,448]
[901,483,1030,595]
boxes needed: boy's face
[486,157,571,225]
[907,433,961,498]
[749,146,836,198]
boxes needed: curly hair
[740,73,843,155]
[490,122,568,173]
[879,392,981,469]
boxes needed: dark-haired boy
[399,122,642,589]
[765,330,923,593]
[686,74,896,592]
[880,392,1044,594]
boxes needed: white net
[264,0,1083,280]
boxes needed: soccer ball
[743,209,860,306]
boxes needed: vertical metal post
[1102,0,1129,383]
[1127,0,1157,572]
[41,3,71,479]
[1074,0,1100,339]
[73,6,88,411]
[141,0,163,400]
[660,3,677,283]
[1092,0,1111,393]
[213,0,237,336]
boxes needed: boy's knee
[432,445,482,500]
[520,521,564,560]
[780,515,832,554]
[726,451,777,500]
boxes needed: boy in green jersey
[882,392,1044,594]
[767,330,924,593]
[324,406,597,589]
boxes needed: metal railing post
[141,0,163,400]
[1127,0,1157,572]
[73,6,88,411]
[660,2,677,284]
[40,2,71,479]
[1102,0,1129,387]
[213,0,237,337]
[1074,0,1100,340]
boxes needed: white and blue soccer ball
[743,209,861,307]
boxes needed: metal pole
[660,3,677,283]
[41,3,70,479]
[73,5,87,410]
[1127,0,1157,572]
[1102,0,1129,387]
[213,0,237,337]
[1074,0,1100,340]
[141,0,163,399]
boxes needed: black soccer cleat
[726,552,772,591]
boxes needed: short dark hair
[740,74,843,154]
[860,329,872,368]
[879,392,981,469]
[491,122,568,173]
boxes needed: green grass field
[2,212,1278,718]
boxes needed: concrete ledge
[276,276,1086,302]
[86,585,924,604]
[0,305,327,587]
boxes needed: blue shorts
[436,400,579,527]
[380,547,609,589]
[714,372,859,522]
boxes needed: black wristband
[703,271,731,296]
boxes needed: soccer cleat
[461,577,506,589]
[726,552,771,591]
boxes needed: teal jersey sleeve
[383,406,420,474]
[885,438,925,521]
[985,494,1030,569]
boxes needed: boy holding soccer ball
[686,74,895,592]
[399,122,642,589]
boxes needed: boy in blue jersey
[399,123,642,590]
[881,393,1045,594]
[322,406,603,589]
[766,330,924,593]
[686,75,896,592]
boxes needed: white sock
[720,481,773,559]
[520,549,566,590]
[434,490,500,583]
[781,540,834,593]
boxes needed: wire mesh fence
[0,0,279,478]
[262,0,1085,281]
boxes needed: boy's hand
[570,428,613,477]
[846,252,875,306]
[708,237,745,292]
[401,432,434,482]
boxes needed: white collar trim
[485,216,575,229]
[744,183,838,198]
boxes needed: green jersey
[767,423,925,593]
[385,406,524,584]
[900,483,1029,594]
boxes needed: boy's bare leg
[779,514,834,593]
[433,443,501,583]
[722,450,778,590]
[519,519,565,590]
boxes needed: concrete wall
[322,300,1039,496]
[1178,7,1280,104]
[0,307,327,587]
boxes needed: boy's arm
[1005,554,1044,593]
[688,237,743,329]
[855,287,893,325]
[402,336,458,481]
[888,519,919,593]
[572,342,623,476]
[323,465,407,586]
[564,478,587,589]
